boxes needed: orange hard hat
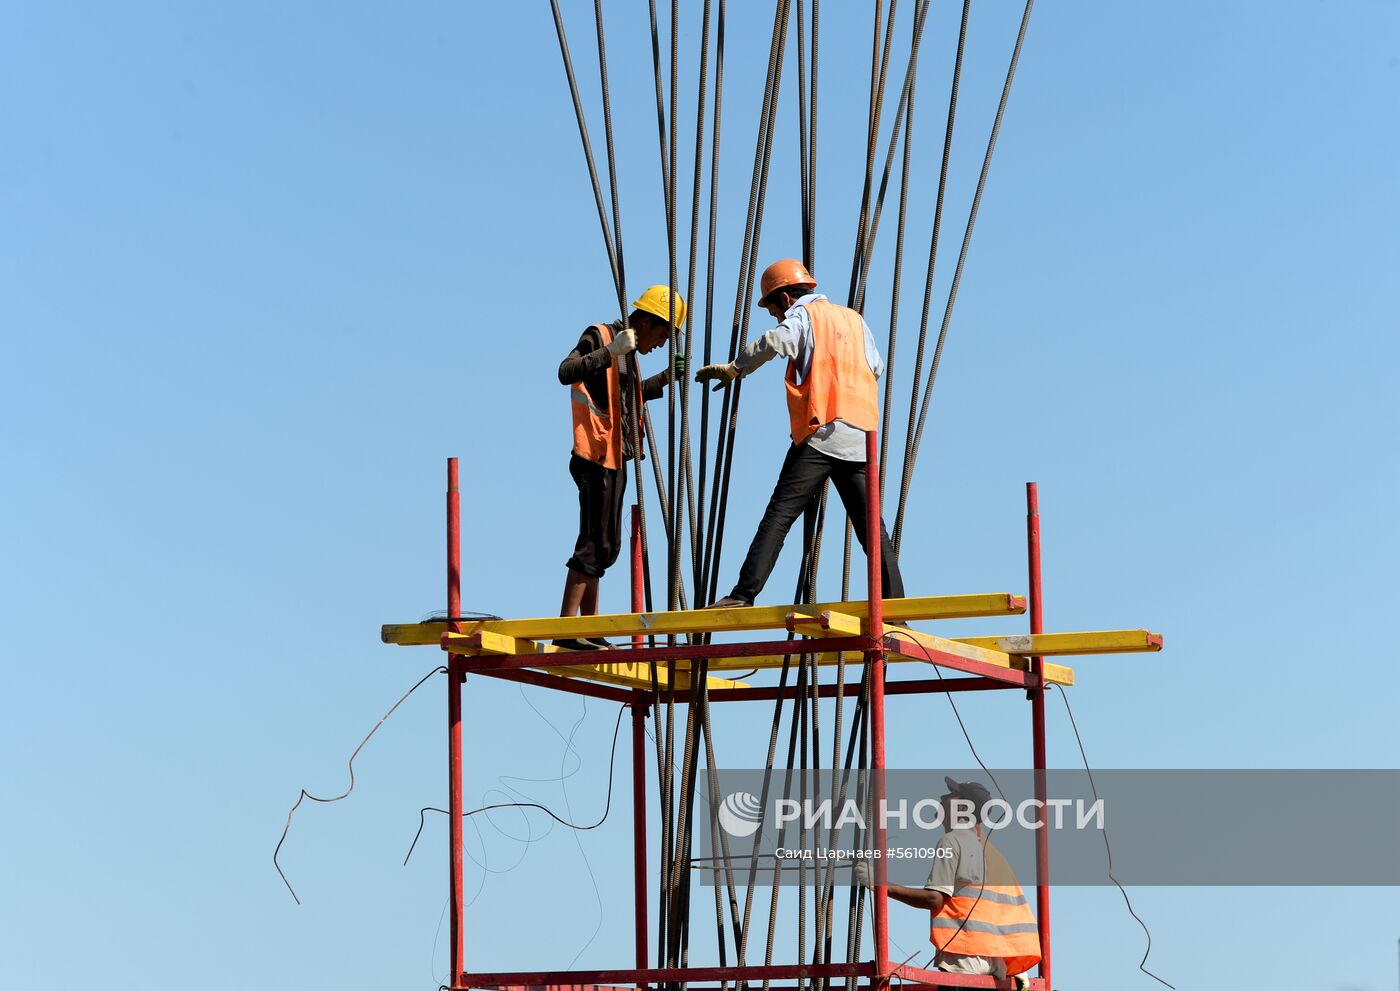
[757,259,817,307]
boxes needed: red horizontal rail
[483,670,1011,705]
[474,667,634,704]
[882,636,1035,687]
[707,675,1016,702]
[452,638,867,672]
[461,963,1042,991]
[465,963,867,987]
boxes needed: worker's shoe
[706,595,751,610]
[583,637,615,650]
[552,637,600,651]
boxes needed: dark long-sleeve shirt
[558,321,667,462]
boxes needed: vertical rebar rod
[864,432,888,980]
[632,507,650,971]
[1027,481,1052,989]
[446,458,465,987]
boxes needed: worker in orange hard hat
[851,779,1040,984]
[556,285,687,650]
[695,259,904,608]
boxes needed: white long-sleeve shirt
[734,292,884,462]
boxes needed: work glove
[607,327,638,358]
[670,354,688,380]
[695,361,740,390]
[850,857,874,891]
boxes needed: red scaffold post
[630,506,649,972]
[865,430,889,980]
[1026,482,1051,990]
[447,458,466,987]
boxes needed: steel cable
[274,665,446,904]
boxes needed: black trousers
[730,442,905,603]
[567,453,628,578]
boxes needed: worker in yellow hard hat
[555,285,686,649]
[695,259,904,608]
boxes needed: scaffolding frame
[382,438,1162,991]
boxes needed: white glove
[851,858,874,891]
[607,327,638,358]
[695,361,740,389]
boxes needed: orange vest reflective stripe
[929,838,1042,977]
[784,298,879,444]
[571,323,624,469]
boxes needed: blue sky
[2,1,1398,989]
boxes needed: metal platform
[385,450,1160,990]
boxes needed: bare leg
[560,566,591,617]
[557,569,608,650]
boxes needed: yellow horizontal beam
[539,660,749,694]
[957,629,1163,656]
[382,593,1026,646]
[786,608,863,638]
[697,628,1158,672]
[694,638,1075,685]
[458,630,748,693]
[881,624,1075,687]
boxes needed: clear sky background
[3,1,1398,989]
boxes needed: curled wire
[402,702,628,865]
[1052,684,1173,989]
[274,664,448,904]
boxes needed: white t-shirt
[734,293,885,462]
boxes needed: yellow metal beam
[786,608,863,638]
[957,629,1162,656]
[696,628,1158,672]
[453,630,749,693]
[694,628,1075,686]
[882,624,1074,685]
[536,659,749,694]
[382,593,1026,646]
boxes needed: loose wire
[402,701,628,865]
[274,664,448,904]
[1052,684,1174,989]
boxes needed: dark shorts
[567,453,628,577]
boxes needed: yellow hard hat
[632,285,687,330]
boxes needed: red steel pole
[447,459,466,987]
[1026,482,1051,989]
[865,431,889,980]
[630,506,649,973]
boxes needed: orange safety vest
[571,323,624,469]
[929,834,1042,977]
[784,298,880,444]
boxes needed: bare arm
[884,883,946,914]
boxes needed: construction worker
[853,777,1041,984]
[695,259,904,608]
[556,286,686,650]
